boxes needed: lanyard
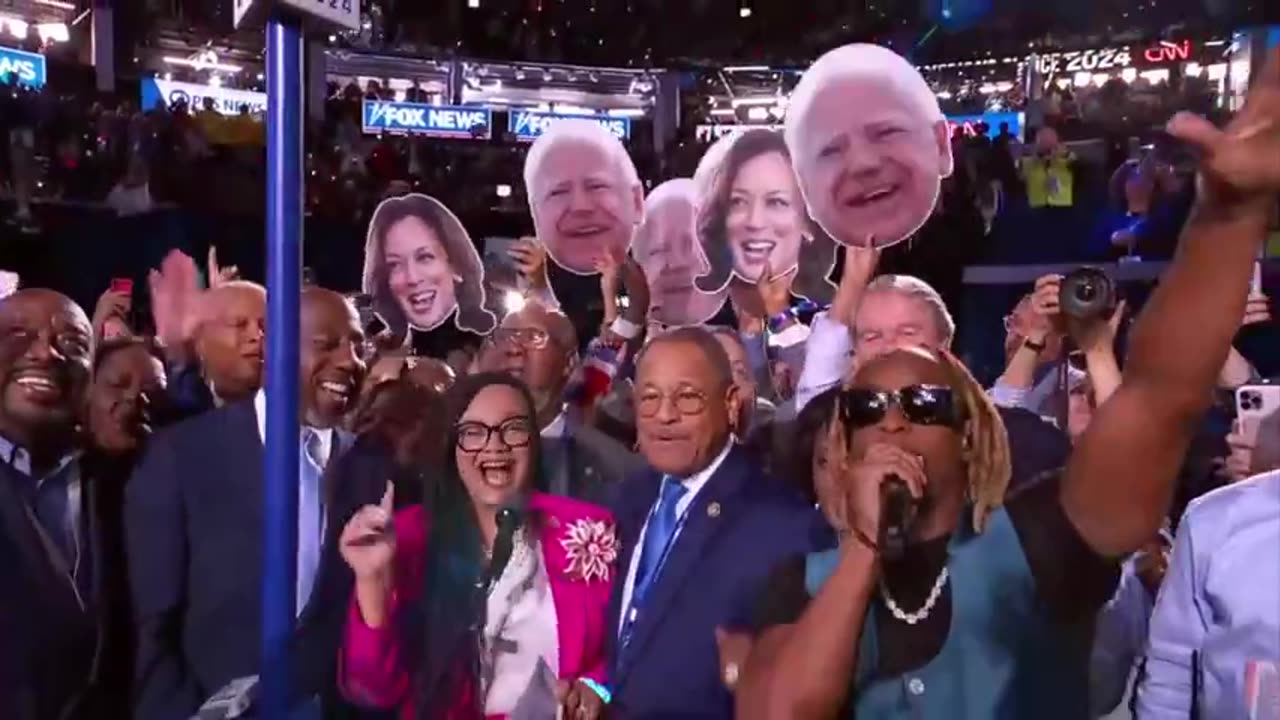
[618,492,692,652]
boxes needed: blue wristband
[580,678,612,704]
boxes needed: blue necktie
[297,429,324,616]
[623,476,687,640]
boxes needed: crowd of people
[1,38,1278,720]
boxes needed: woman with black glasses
[336,373,617,719]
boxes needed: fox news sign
[508,112,631,143]
[0,46,46,89]
[140,77,267,116]
[362,101,492,139]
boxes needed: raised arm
[1061,47,1280,557]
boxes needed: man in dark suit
[484,300,644,503]
[126,288,378,718]
[607,327,823,718]
[0,289,103,720]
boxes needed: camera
[1058,266,1117,320]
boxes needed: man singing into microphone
[736,45,1280,719]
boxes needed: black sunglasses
[839,384,963,429]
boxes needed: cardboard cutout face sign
[524,119,644,275]
[632,179,726,327]
[362,193,496,337]
[694,129,837,301]
[785,44,954,249]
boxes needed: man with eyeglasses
[605,326,822,718]
[481,301,642,503]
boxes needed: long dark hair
[363,193,497,341]
[409,372,544,720]
[695,129,836,302]
[790,386,839,505]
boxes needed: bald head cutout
[523,119,644,276]
[785,43,954,249]
[633,178,726,327]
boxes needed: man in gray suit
[483,301,644,503]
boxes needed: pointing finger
[380,481,394,513]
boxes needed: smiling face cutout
[524,119,644,275]
[693,129,837,302]
[363,193,495,336]
[632,179,726,326]
[786,44,953,249]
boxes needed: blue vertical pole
[261,13,304,719]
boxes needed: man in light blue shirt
[1137,469,1280,719]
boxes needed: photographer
[991,272,1124,438]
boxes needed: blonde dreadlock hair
[934,348,1011,533]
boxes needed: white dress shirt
[484,538,560,714]
[1137,469,1280,719]
[541,407,569,439]
[794,310,853,414]
[253,390,333,611]
[617,440,734,635]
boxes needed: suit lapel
[0,461,87,618]
[616,448,748,681]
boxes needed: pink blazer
[339,492,618,719]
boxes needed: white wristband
[609,317,641,340]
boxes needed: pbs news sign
[0,46,47,89]
[141,77,267,117]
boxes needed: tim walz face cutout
[526,123,642,276]
[788,44,953,250]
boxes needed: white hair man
[784,43,953,248]
[523,119,644,275]
[632,178,725,326]
[791,272,1069,490]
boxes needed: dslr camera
[1058,266,1117,321]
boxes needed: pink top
[338,492,618,720]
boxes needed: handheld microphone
[879,475,917,561]
[483,503,524,592]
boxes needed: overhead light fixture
[468,0,480,6]
[36,23,69,43]
[496,184,512,198]
[739,7,752,17]
[163,53,243,73]
[35,0,76,9]
[4,18,28,39]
